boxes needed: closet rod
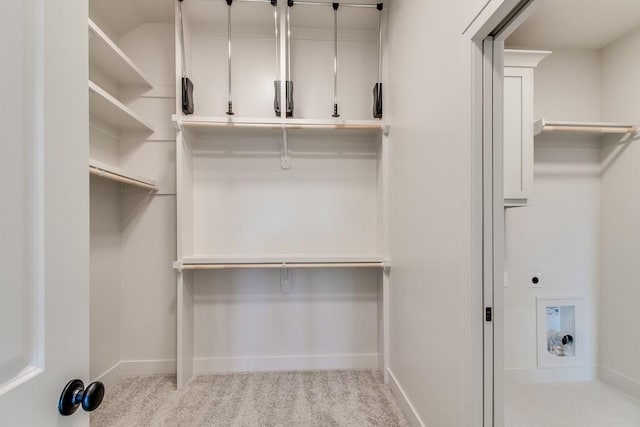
[182,262,384,270]
[291,1,380,8]
[89,167,157,191]
[235,0,274,3]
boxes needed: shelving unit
[88,19,153,88]
[173,0,389,389]
[89,81,154,132]
[534,119,636,136]
[175,115,384,133]
[89,159,157,191]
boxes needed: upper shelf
[88,19,153,88]
[89,81,154,132]
[183,0,381,32]
[89,159,157,191]
[534,119,637,137]
[174,115,384,135]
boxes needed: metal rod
[287,7,292,82]
[227,2,234,115]
[332,3,339,117]
[178,0,187,78]
[274,7,280,80]
[293,1,378,8]
[377,5,382,82]
[182,262,384,270]
[236,0,273,3]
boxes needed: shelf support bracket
[281,125,292,170]
[172,260,184,273]
[280,264,292,293]
[383,258,391,275]
[171,114,184,131]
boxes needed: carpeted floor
[91,370,409,426]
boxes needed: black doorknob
[58,379,105,416]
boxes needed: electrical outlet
[528,273,543,288]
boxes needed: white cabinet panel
[503,69,531,205]
[503,50,550,206]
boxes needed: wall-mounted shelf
[89,81,154,132]
[174,115,384,135]
[89,159,157,191]
[534,119,637,136]
[176,254,385,270]
[88,19,153,88]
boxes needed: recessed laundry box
[537,297,584,368]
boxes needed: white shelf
[179,254,385,269]
[88,19,153,88]
[534,119,636,136]
[89,159,157,191]
[89,81,154,132]
[174,115,384,134]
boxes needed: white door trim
[465,1,539,425]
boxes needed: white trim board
[599,366,640,401]
[387,369,426,427]
[120,359,177,377]
[193,354,378,374]
[93,362,123,390]
[504,367,596,384]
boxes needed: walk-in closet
[501,1,640,425]
[86,0,399,424]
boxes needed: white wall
[192,269,379,372]
[386,0,478,425]
[599,25,640,397]
[89,22,178,381]
[90,179,122,381]
[503,50,602,380]
[119,23,178,373]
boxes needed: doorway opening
[472,0,640,425]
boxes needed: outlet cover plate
[529,273,543,288]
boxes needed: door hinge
[485,307,493,322]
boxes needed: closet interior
[502,1,640,423]
[88,0,390,391]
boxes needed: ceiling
[90,0,174,36]
[507,0,640,50]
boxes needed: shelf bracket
[172,260,184,273]
[281,125,292,170]
[171,114,184,131]
[383,124,391,137]
[280,264,292,293]
[383,258,391,275]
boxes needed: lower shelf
[89,159,157,191]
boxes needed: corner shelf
[89,159,157,191]
[178,254,386,270]
[88,19,153,88]
[89,81,154,132]
[534,119,636,136]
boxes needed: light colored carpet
[91,370,409,427]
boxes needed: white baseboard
[93,362,122,389]
[387,369,426,427]
[119,359,177,377]
[193,353,378,374]
[599,366,640,400]
[504,366,596,384]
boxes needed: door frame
[465,1,538,426]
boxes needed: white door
[0,0,90,425]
